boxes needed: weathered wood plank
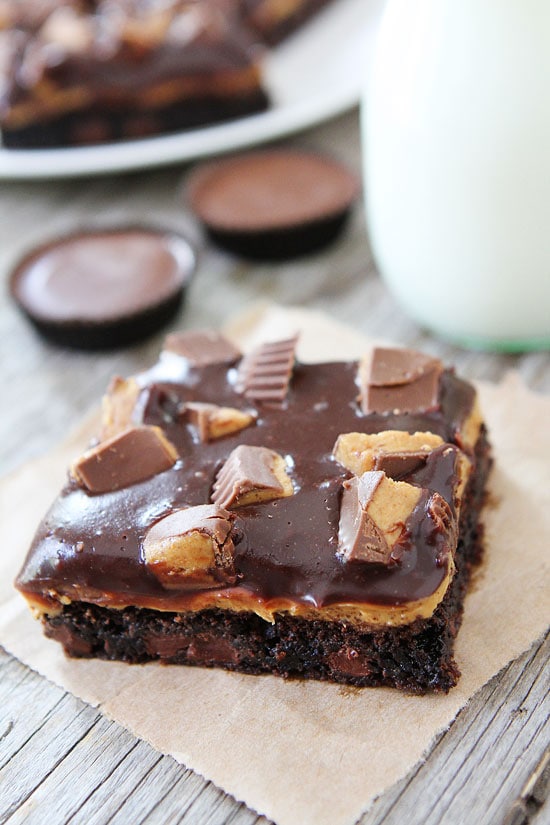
[1,638,547,825]
[0,692,100,820]
[7,718,151,825]
[67,742,166,825]
[361,634,550,825]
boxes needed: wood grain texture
[0,110,549,825]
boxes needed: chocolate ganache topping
[16,335,478,615]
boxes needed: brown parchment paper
[1,305,549,825]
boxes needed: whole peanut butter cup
[187,149,360,260]
[10,226,196,349]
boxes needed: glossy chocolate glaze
[16,359,475,610]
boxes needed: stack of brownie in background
[0,0,337,148]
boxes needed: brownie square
[16,334,491,693]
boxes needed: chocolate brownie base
[42,550,465,693]
[2,91,269,149]
[43,428,491,694]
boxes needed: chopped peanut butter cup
[212,445,293,508]
[334,430,444,479]
[184,403,255,442]
[360,347,444,415]
[100,376,142,441]
[71,425,178,493]
[143,504,236,589]
[338,472,422,565]
[163,331,241,367]
[236,335,298,406]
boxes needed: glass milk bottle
[362,0,550,350]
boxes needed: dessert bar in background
[0,0,337,148]
[15,331,492,693]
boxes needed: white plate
[0,0,384,179]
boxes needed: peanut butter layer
[16,350,481,627]
[21,564,455,628]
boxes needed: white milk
[362,0,550,349]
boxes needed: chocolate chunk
[360,347,444,415]
[71,425,178,493]
[163,330,241,366]
[143,504,236,588]
[184,402,255,442]
[328,647,374,678]
[187,149,360,260]
[44,623,94,657]
[236,335,298,405]
[186,636,239,665]
[338,471,422,565]
[212,445,293,508]
[9,227,195,350]
[143,634,191,659]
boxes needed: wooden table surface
[0,110,548,825]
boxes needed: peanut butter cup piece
[333,430,444,478]
[143,504,236,589]
[100,376,142,441]
[236,335,298,406]
[338,471,422,565]
[184,402,255,442]
[163,330,241,366]
[212,445,293,508]
[71,425,178,493]
[359,347,444,414]
[9,226,195,349]
[187,149,360,260]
